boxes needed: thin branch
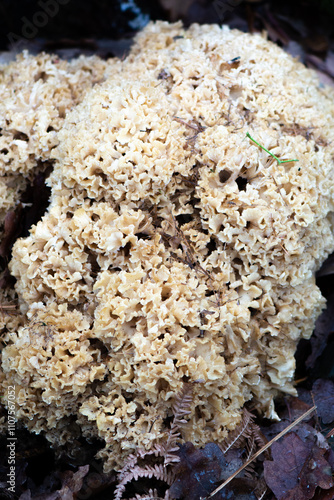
[0,301,18,318]
[207,405,316,499]
[173,116,205,133]
[326,426,334,439]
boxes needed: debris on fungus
[1,21,334,471]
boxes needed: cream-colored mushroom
[1,21,334,471]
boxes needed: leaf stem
[246,132,298,164]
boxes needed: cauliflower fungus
[1,21,334,471]
[0,51,110,227]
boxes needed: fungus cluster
[1,22,334,471]
[0,51,109,228]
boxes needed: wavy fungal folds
[1,22,334,470]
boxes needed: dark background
[0,0,333,59]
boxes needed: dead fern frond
[116,453,142,483]
[128,488,172,500]
[114,383,194,499]
[244,432,256,463]
[243,421,271,479]
[117,447,165,486]
[114,465,175,500]
[249,422,269,455]
[128,489,160,500]
[171,382,193,424]
[244,421,269,466]
[219,407,255,453]
[163,382,193,467]
[255,485,268,500]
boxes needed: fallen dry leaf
[306,293,334,369]
[312,379,334,425]
[18,465,89,500]
[300,447,334,495]
[169,442,257,500]
[56,465,89,499]
[264,432,333,500]
[313,486,334,499]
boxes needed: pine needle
[326,426,334,439]
[247,132,299,164]
[206,405,316,499]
